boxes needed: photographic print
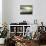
[20,5,33,14]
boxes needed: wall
[35,0,46,26]
[38,0,46,26]
[3,0,37,25]
[0,0,2,27]
[2,0,46,26]
[2,0,8,24]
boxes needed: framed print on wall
[20,5,33,14]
